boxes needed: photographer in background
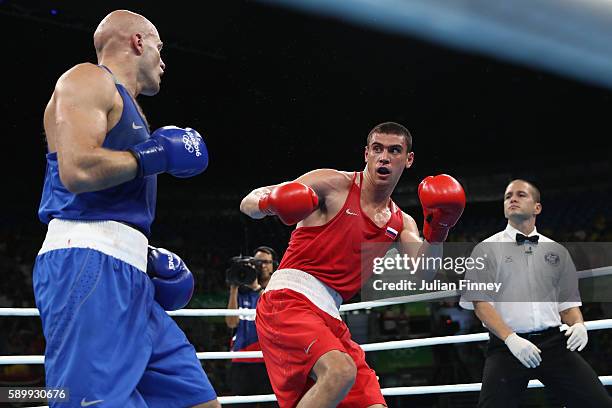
[225,246,277,406]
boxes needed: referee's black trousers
[478,328,612,408]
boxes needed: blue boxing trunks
[33,219,216,407]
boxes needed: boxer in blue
[33,10,220,408]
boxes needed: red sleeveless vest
[279,172,404,300]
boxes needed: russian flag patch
[385,226,398,239]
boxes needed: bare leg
[192,399,222,408]
[296,350,357,408]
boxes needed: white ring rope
[341,265,612,312]
[24,376,612,407]
[2,265,611,318]
[3,319,611,364]
[379,376,612,396]
[7,265,609,406]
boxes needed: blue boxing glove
[147,246,195,311]
[130,126,209,178]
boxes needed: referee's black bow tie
[516,233,539,244]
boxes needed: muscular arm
[398,213,442,281]
[240,186,273,219]
[474,301,514,341]
[560,306,584,326]
[47,64,138,194]
[240,169,350,223]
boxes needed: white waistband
[265,268,343,320]
[38,219,148,272]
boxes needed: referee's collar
[503,223,538,241]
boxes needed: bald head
[93,10,158,59]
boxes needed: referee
[460,179,612,407]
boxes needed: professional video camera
[225,255,263,286]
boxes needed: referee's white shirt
[459,223,582,333]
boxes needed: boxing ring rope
[2,265,611,318]
[3,266,611,405]
[2,319,611,365]
[23,376,612,407]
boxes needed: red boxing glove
[418,174,466,243]
[259,182,319,225]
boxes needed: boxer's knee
[330,358,357,390]
[191,398,221,408]
[312,350,357,393]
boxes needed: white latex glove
[504,333,542,368]
[565,322,588,352]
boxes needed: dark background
[1,1,611,407]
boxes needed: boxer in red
[240,122,465,408]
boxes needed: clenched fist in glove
[418,174,466,243]
[147,246,195,311]
[130,126,209,178]
[258,182,319,225]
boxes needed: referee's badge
[544,252,560,266]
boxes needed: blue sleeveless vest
[38,65,156,236]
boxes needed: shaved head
[93,10,158,59]
[92,10,165,96]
